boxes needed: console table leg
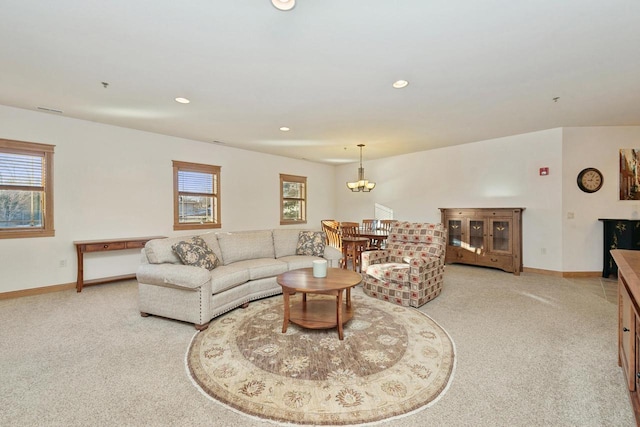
[76,247,84,293]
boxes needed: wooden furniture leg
[337,289,344,340]
[282,291,291,333]
[76,245,84,292]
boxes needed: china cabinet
[439,208,524,275]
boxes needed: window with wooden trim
[0,139,55,239]
[280,174,306,225]
[173,160,221,231]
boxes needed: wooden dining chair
[379,219,394,233]
[341,236,369,272]
[322,220,342,250]
[361,219,376,232]
[340,222,360,237]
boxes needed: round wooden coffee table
[276,267,362,340]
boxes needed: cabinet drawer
[445,209,477,217]
[477,253,513,271]
[446,247,477,264]
[486,209,514,218]
[84,242,127,252]
[126,240,148,249]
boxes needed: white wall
[2,103,639,292]
[562,126,640,272]
[335,129,565,271]
[0,105,336,293]
[336,126,640,273]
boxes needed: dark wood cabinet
[599,219,640,277]
[611,250,640,423]
[439,208,524,275]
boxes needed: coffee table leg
[282,292,290,333]
[337,289,344,340]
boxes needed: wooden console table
[74,236,165,292]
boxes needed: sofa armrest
[136,263,210,290]
[323,245,343,262]
[361,250,390,272]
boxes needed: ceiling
[2,1,639,165]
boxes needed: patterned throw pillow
[171,236,220,270]
[296,231,326,257]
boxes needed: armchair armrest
[137,263,211,290]
[407,256,443,286]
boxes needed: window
[280,174,306,225]
[173,160,221,231]
[0,139,55,239]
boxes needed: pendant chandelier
[346,144,376,192]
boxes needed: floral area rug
[186,288,455,426]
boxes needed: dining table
[357,228,389,249]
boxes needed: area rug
[186,288,455,426]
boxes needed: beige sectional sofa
[136,229,342,330]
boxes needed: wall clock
[577,167,603,193]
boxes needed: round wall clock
[577,167,603,193]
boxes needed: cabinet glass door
[448,220,462,247]
[490,219,512,253]
[468,220,484,251]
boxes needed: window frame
[0,138,55,239]
[280,173,307,225]
[172,160,221,231]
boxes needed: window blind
[0,153,44,188]
[178,170,213,194]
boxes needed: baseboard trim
[561,271,603,278]
[0,282,76,300]
[0,268,605,300]
[522,267,602,278]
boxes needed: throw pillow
[296,231,326,257]
[172,236,220,270]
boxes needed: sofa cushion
[145,236,186,264]
[216,230,275,265]
[296,231,326,257]
[171,236,220,270]
[366,262,410,285]
[198,232,224,264]
[273,229,304,258]
[229,258,288,280]
[279,255,325,271]
[209,264,251,294]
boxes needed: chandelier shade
[346,144,376,192]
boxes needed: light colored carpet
[0,264,634,426]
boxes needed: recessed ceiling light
[392,80,409,89]
[271,0,295,11]
[175,97,190,104]
[280,126,290,132]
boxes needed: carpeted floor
[0,265,634,426]
[188,288,454,425]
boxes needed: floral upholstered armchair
[361,222,447,308]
